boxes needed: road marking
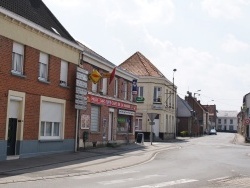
[132,179,198,188]
[207,176,230,182]
[98,174,166,185]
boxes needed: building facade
[119,52,177,141]
[0,0,81,160]
[78,44,138,148]
[216,110,238,133]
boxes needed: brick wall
[0,35,77,140]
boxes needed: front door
[7,118,17,156]
[108,112,113,141]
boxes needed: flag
[109,67,116,84]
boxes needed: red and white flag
[109,67,116,84]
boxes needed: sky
[42,0,250,112]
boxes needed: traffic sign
[147,113,158,122]
[244,118,250,125]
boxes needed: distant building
[177,95,193,136]
[119,52,177,141]
[216,110,238,132]
[202,104,217,131]
[239,92,250,142]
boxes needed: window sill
[59,83,70,89]
[38,77,50,84]
[11,71,26,78]
[39,139,63,143]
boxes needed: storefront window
[117,115,132,133]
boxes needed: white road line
[98,174,167,185]
[207,176,230,182]
[132,179,198,188]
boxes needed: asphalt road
[3,133,250,188]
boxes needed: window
[92,82,97,93]
[12,42,24,75]
[124,81,127,100]
[39,52,49,81]
[135,117,142,131]
[117,115,132,133]
[218,119,221,124]
[153,86,162,103]
[230,119,233,124]
[224,119,227,124]
[40,100,64,140]
[114,78,118,97]
[90,105,100,132]
[60,60,68,86]
[102,78,107,95]
[229,125,234,131]
[138,86,144,97]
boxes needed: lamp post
[192,90,201,136]
[173,69,177,138]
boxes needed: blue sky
[43,0,250,111]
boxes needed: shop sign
[88,94,137,111]
[136,97,144,103]
[152,104,164,110]
[118,109,135,116]
[76,79,87,88]
[76,71,88,81]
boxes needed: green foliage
[180,131,188,137]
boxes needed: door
[153,119,160,137]
[108,112,113,141]
[7,118,17,156]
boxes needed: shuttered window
[60,60,68,86]
[40,101,63,139]
[39,52,49,81]
[90,105,100,132]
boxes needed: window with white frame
[12,42,24,75]
[40,101,64,140]
[224,119,227,124]
[60,60,68,86]
[135,117,142,131]
[92,82,97,93]
[90,105,100,132]
[230,119,233,124]
[138,86,144,97]
[114,78,118,97]
[218,119,221,124]
[153,86,162,103]
[39,52,49,81]
[124,81,127,100]
[102,78,107,95]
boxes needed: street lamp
[173,69,177,139]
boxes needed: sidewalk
[0,142,179,184]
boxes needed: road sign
[244,118,250,125]
[147,113,158,122]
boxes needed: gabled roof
[0,0,76,43]
[119,51,165,78]
[217,110,238,118]
[177,95,193,117]
[203,105,216,114]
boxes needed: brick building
[78,43,138,148]
[0,0,81,160]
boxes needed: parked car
[209,129,217,135]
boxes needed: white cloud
[221,34,249,53]
[104,0,175,27]
[201,0,246,20]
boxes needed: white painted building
[216,110,238,132]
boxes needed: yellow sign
[89,69,102,84]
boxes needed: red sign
[244,118,250,125]
[88,94,137,111]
